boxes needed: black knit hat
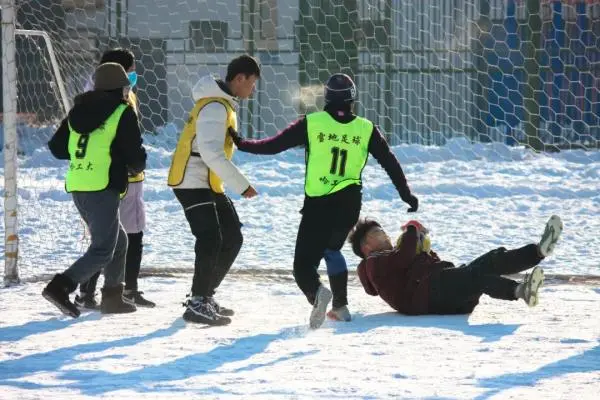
[94,62,130,91]
[324,73,357,105]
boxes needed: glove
[405,194,418,213]
[404,225,418,234]
[400,221,431,254]
[228,127,242,145]
[401,220,428,234]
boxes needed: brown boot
[101,284,137,314]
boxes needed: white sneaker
[309,285,332,329]
[538,215,563,257]
[520,266,545,307]
[327,305,352,322]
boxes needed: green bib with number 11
[305,111,373,197]
[65,104,127,192]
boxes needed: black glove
[228,127,241,145]
[405,194,418,213]
[405,224,418,234]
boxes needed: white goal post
[2,0,19,285]
[2,0,71,285]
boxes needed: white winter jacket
[175,76,250,194]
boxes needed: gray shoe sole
[525,267,545,307]
[539,215,563,258]
[309,286,333,329]
[43,289,80,318]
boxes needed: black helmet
[324,73,357,105]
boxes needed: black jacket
[233,103,415,204]
[48,91,146,193]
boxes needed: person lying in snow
[349,216,563,315]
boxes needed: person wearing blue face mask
[43,63,147,317]
[75,48,155,310]
[127,70,138,88]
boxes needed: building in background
[2,0,599,145]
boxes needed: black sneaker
[182,296,231,325]
[123,290,156,308]
[74,292,101,310]
[42,274,80,318]
[100,284,137,314]
[206,296,234,317]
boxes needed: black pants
[124,232,143,290]
[174,188,243,298]
[79,231,144,293]
[429,244,543,314]
[293,186,361,306]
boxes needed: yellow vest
[127,90,144,183]
[168,97,237,193]
[305,112,373,197]
[66,104,127,192]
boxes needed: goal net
[2,0,599,283]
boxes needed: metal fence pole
[524,0,543,150]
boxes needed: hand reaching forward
[242,185,258,199]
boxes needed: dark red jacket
[357,229,454,315]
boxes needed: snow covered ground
[1,137,600,279]
[1,136,599,398]
[0,275,598,399]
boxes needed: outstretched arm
[114,106,146,175]
[230,117,308,155]
[395,225,419,266]
[197,103,251,195]
[368,126,418,212]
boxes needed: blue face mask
[128,71,138,88]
